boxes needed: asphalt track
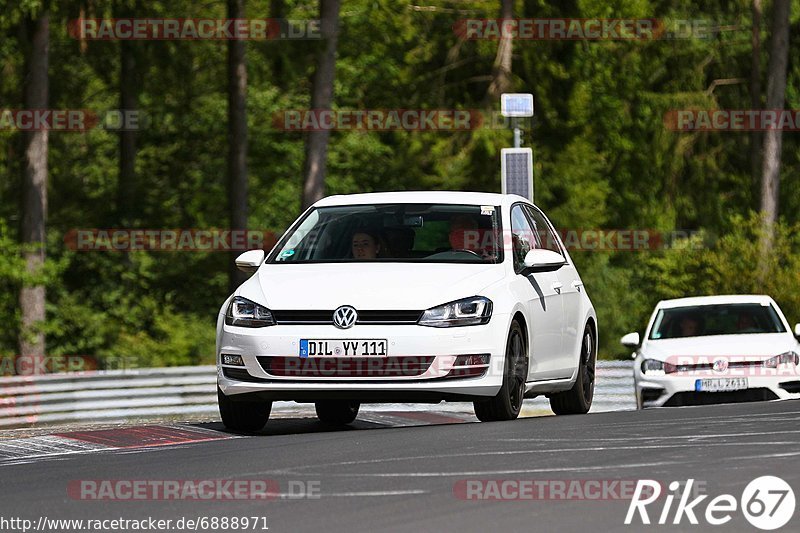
[1,400,799,533]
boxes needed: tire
[549,325,595,415]
[474,320,528,422]
[218,388,271,432]
[315,400,360,425]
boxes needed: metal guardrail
[0,361,635,428]
[0,366,219,428]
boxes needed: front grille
[668,360,766,373]
[662,388,778,407]
[258,356,435,378]
[271,310,422,325]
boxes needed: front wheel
[315,400,360,425]
[549,325,595,415]
[474,320,528,422]
[218,388,272,432]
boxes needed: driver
[736,312,757,332]
[677,315,701,337]
[448,214,493,259]
[449,214,480,251]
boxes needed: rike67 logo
[625,477,795,530]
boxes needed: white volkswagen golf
[625,295,800,409]
[216,191,597,431]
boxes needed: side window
[510,205,535,272]
[525,206,563,254]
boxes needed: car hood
[641,334,799,361]
[244,262,506,310]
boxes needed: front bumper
[634,370,800,408]
[217,313,510,401]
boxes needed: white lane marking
[317,490,429,497]
[315,460,687,477]
[254,490,428,499]
[263,450,800,480]
[578,410,800,430]
[243,441,795,476]
[300,450,800,479]
[716,450,800,461]
[497,429,800,441]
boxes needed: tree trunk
[486,0,514,102]
[758,0,790,271]
[118,2,139,225]
[228,0,249,292]
[301,0,341,210]
[270,0,286,85]
[19,10,49,371]
[749,0,762,199]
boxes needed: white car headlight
[418,296,492,327]
[225,296,275,327]
[764,351,799,368]
[640,359,679,375]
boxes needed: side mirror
[795,323,800,340]
[523,249,566,272]
[620,332,641,349]
[235,249,265,274]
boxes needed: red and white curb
[0,425,237,466]
[0,412,479,466]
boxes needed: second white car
[624,294,800,409]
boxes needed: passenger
[351,229,381,260]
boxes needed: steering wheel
[452,249,482,257]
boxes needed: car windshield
[269,203,503,264]
[648,303,787,339]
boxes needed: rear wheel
[218,388,272,432]
[549,325,595,415]
[315,400,360,425]
[474,320,528,422]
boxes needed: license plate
[299,339,388,358]
[695,378,748,392]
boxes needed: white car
[216,191,597,431]
[624,295,800,409]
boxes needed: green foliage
[604,214,800,357]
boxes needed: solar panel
[501,93,534,117]
[501,148,533,200]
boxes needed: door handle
[551,282,563,293]
[572,280,583,292]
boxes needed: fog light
[445,354,490,379]
[222,354,244,366]
[453,354,490,366]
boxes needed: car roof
[313,191,530,208]
[656,295,776,309]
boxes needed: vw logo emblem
[712,358,729,373]
[333,305,358,329]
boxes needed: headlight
[225,296,275,327]
[764,351,799,368]
[640,359,677,375]
[641,359,664,375]
[418,296,492,327]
